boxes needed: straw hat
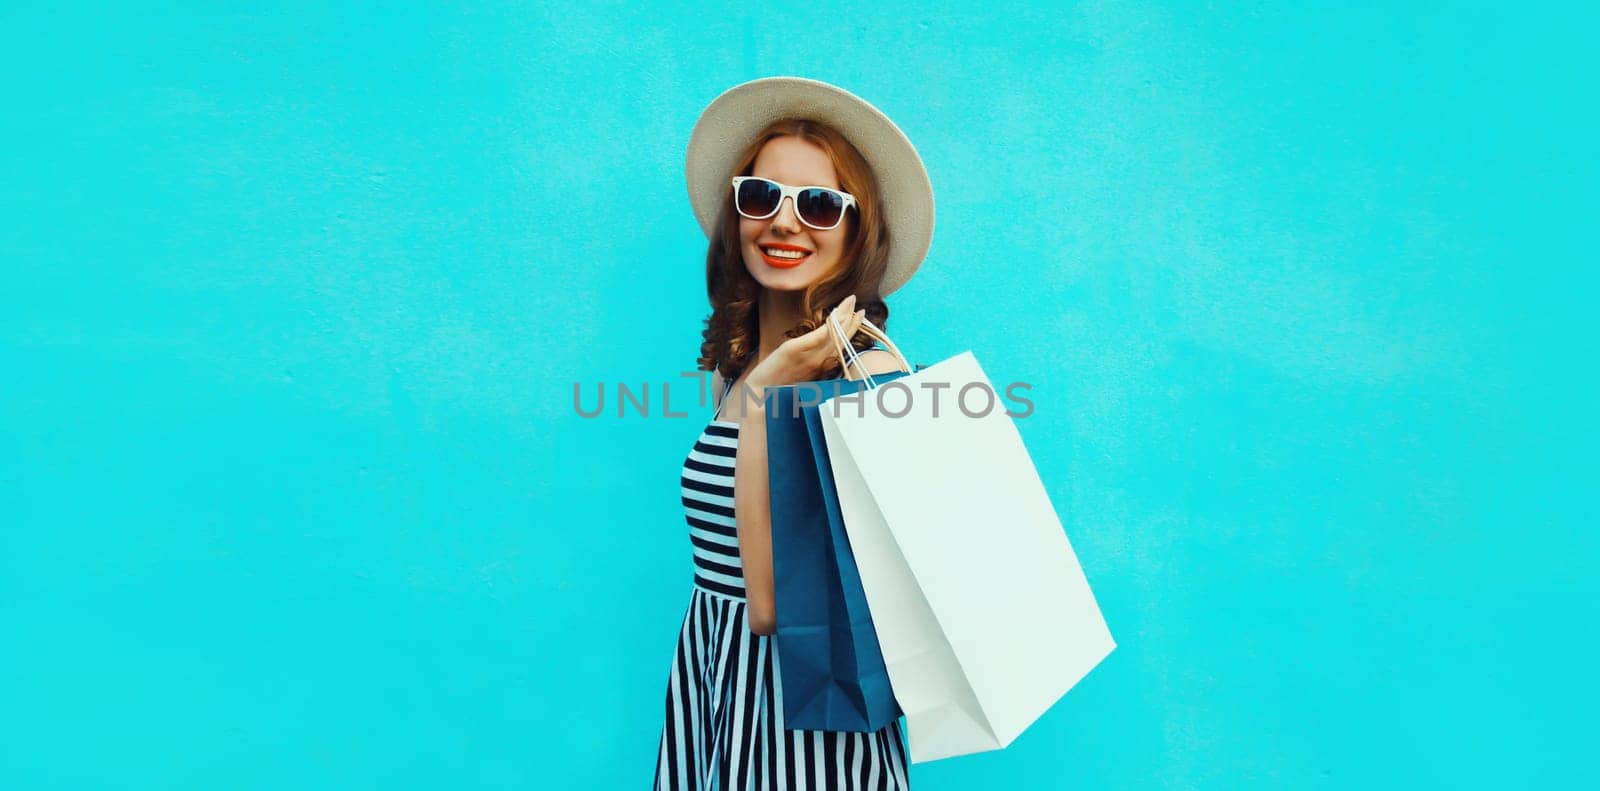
[685,77,935,296]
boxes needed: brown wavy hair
[695,119,893,382]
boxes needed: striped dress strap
[712,371,735,421]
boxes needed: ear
[843,349,903,381]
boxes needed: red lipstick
[758,242,813,269]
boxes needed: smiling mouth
[759,245,812,268]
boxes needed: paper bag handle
[828,313,914,389]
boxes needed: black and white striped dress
[655,378,911,790]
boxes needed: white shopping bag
[818,320,1115,764]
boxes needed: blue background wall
[3,2,1593,787]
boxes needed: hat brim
[685,77,934,296]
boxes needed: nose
[769,195,802,234]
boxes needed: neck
[754,287,807,368]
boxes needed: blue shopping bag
[766,371,910,733]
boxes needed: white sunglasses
[731,176,858,231]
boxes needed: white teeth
[763,247,809,259]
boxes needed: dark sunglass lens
[797,188,845,228]
[737,179,781,217]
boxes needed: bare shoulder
[843,349,904,381]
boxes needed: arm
[733,395,778,635]
[722,295,877,635]
[735,349,902,636]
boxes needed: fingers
[815,296,870,376]
[828,295,856,329]
[830,296,859,323]
[827,297,866,344]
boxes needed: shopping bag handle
[828,313,914,389]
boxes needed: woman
[656,77,935,790]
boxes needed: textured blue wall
[3,2,1593,788]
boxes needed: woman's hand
[745,295,866,394]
